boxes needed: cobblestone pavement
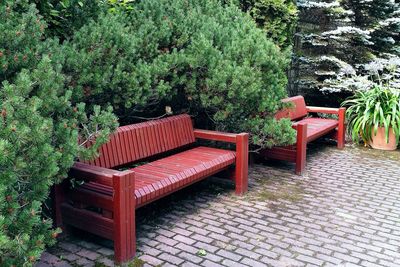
[37,144,400,267]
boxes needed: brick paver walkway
[37,145,400,267]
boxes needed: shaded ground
[37,143,400,267]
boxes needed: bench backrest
[275,96,307,121]
[86,114,195,168]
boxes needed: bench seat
[293,118,338,142]
[133,146,236,207]
[76,147,235,208]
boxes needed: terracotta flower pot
[369,127,398,151]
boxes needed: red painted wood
[53,184,65,230]
[337,107,346,149]
[261,147,296,162]
[193,129,237,143]
[275,96,308,120]
[87,114,196,169]
[264,95,346,175]
[69,162,115,186]
[56,114,249,264]
[235,133,249,195]
[293,118,338,142]
[61,203,114,240]
[295,123,307,175]
[68,186,113,211]
[113,171,135,263]
[306,106,341,114]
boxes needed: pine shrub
[62,0,296,148]
[224,0,298,48]
[0,2,117,265]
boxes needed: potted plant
[342,86,400,150]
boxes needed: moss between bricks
[92,257,145,267]
[257,182,305,202]
[248,172,307,203]
[127,257,146,267]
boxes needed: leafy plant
[107,0,136,13]
[61,0,296,148]
[224,0,298,48]
[342,86,400,144]
[33,0,103,39]
[0,2,117,266]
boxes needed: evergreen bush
[33,0,103,39]
[225,0,298,48]
[62,0,296,148]
[0,2,117,265]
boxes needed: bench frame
[55,124,248,264]
[261,96,345,175]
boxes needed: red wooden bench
[261,96,345,175]
[55,114,249,264]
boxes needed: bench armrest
[193,129,245,143]
[69,162,134,187]
[194,129,249,195]
[306,106,345,115]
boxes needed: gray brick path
[37,145,400,266]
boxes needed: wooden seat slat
[135,173,166,196]
[137,165,186,189]
[148,161,197,179]
[134,169,173,194]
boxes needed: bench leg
[113,172,136,264]
[235,133,249,195]
[295,124,307,175]
[53,183,67,231]
[337,107,346,149]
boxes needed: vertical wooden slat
[164,118,174,150]
[129,125,139,162]
[154,120,166,153]
[234,133,249,195]
[114,130,124,167]
[126,125,135,162]
[96,145,107,168]
[295,123,307,175]
[337,107,346,149]
[146,122,157,156]
[107,135,117,168]
[119,128,128,165]
[99,145,109,168]
[113,171,135,264]
[137,124,149,158]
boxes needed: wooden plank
[337,107,346,149]
[306,106,340,114]
[69,163,115,186]
[193,129,237,143]
[61,204,114,240]
[296,123,307,175]
[68,187,113,211]
[129,125,140,162]
[235,133,249,195]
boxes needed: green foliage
[32,0,103,39]
[342,0,400,55]
[0,2,117,266]
[107,0,136,13]
[225,0,298,48]
[62,0,295,147]
[342,86,400,144]
[59,12,171,118]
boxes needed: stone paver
[37,144,400,266]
